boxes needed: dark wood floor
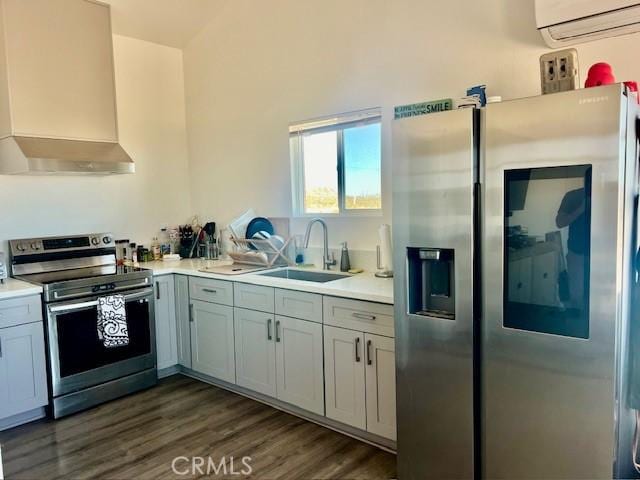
[0,375,396,479]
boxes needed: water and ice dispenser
[407,247,455,320]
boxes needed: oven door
[46,287,156,398]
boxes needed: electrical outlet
[540,48,579,95]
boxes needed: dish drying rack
[228,234,294,267]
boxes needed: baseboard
[0,407,46,432]
[177,367,397,454]
[157,364,181,379]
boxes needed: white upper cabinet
[0,0,118,141]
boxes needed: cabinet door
[531,250,559,307]
[234,308,276,397]
[175,275,192,368]
[364,333,397,440]
[0,322,48,419]
[323,325,366,429]
[3,0,118,141]
[275,316,324,415]
[508,256,533,303]
[190,300,235,383]
[154,276,178,370]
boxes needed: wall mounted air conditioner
[535,0,640,47]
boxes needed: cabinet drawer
[323,297,394,337]
[189,277,233,306]
[234,283,274,313]
[0,295,42,329]
[275,289,322,323]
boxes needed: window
[290,109,382,215]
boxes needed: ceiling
[103,0,219,49]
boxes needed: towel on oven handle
[97,295,129,348]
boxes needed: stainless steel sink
[259,269,349,283]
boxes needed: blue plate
[246,217,274,247]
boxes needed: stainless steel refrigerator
[392,83,640,479]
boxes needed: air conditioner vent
[536,0,640,47]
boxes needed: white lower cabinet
[234,307,276,396]
[154,276,178,370]
[0,321,48,419]
[153,273,396,443]
[275,315,324,415]
[235,308,324,415]
[175,275,192,368]
[190,299,236,384]
[324,325,366,430]
[365,333,397,441]
[324,325,396,440]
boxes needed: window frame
[290,108,382,218]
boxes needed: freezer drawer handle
[352,312,376,321]
[355,337,361,362]
[366,339,373,365]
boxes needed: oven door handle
[52,280,151,301]
[48,289,153,313]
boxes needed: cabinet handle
[189,304,194,323]
[366,339,372,365]
[355,337,361,362]
[202,288,217,294]
[275,320,281,342]
[156,282,160,300]
[0,337,2,358]
[352,312,376,321]
[267,318,272,340]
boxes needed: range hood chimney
[0,0,134,175]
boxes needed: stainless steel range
[10,233,157,418]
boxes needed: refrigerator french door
[392,83,639,479]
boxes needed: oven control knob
[16,243,25,252]
[91,237,100,246]
[30,242,40,251]
[102,236,112,245]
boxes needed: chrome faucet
[303,218,336,270]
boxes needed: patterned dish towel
[97,295,129,348]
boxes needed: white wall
[0,35,191,249]
[182,0,640,251]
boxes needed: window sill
[291,210,384,219]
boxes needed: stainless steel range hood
[0,136,135,175]
[0,0,135,175]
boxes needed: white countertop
[141,259,394,305]
[0,277,43,300]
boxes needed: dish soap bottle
[340,242,351,272]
